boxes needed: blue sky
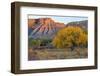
[28,15,88,24]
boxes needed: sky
[28,15,88,24]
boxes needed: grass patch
[28,47,88,60]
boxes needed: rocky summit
[28,18,65,39]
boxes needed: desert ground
[28,48,88,60]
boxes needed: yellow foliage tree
[52,26,87,49]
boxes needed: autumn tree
[52,26,87,49]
